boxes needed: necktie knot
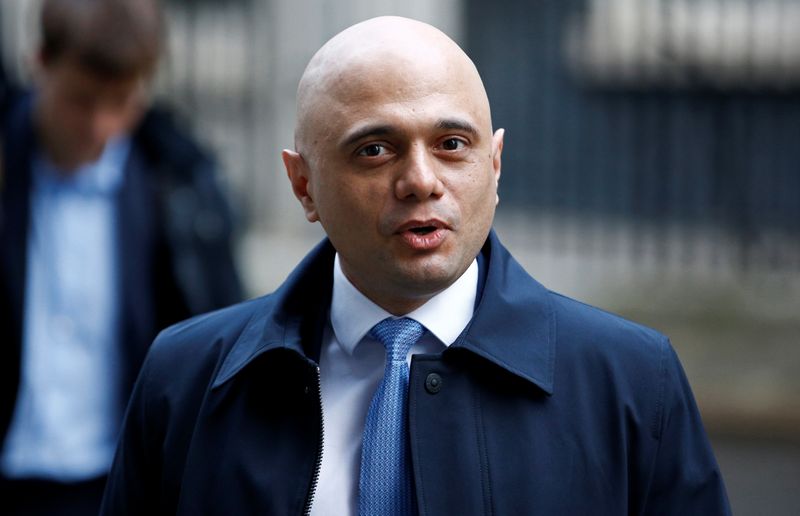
[369,317,425,363]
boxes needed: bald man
[101,17,730,516]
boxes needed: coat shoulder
[547,290,669,361]
[142,295,276,394]
[545,290,677,441]
[545,289,675,414]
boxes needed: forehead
[309,54,490,143]
[342,45,473,99]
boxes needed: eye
[357,143,387,157]
[441,138,466,151]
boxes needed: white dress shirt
[309,254,478,516]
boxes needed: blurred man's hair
[40,0,164,78]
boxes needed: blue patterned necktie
[359,317,425,516]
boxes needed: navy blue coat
[102,232,730,515]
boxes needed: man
[102,16,730,515]
[0,1,241,514]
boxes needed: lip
[394,219,450,251]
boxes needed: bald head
[283,16,504,314]
[295,16,492,161]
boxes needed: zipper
[303,366,324,515]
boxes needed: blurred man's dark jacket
[0,65,12,122]
[0,86,243,448]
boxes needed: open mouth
[396,220,448,250]
[409,225,438,235]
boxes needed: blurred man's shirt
[1,136,131,481]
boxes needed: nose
[394,144,444,201]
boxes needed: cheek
[451,167,497,213]
[58,104,93,134]
[59,112,90,140]
[46,97,74,123]
[315,175,376,229]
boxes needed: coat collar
[213,230,555,394]
[450,230,555,394]
[212,239,335,388]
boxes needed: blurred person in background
[0,0,242,514]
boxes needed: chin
[394,258,465,295]
[85,147,104,162]
[65,149,99,168]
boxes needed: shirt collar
[330,253,478,355]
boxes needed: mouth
[395,220,449,250]
[408,225,438,235]
[396,219,448,233]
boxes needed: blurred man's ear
[282,149,319,223]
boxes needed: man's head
[284,16,504,315]
[34,0,164,171]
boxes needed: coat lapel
[451,231,556,394]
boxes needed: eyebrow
[435,117,479,136]
[341,124,395,149]
[340,117,481,149]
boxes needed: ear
[282,149,319,223]
[491,128,505,205]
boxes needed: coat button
[425,373,442,394]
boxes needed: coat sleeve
[136,107,244,317]
[100,350,164,515]
[641,338,732,515]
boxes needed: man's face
[287,54,503,313]
[36,56,146,170]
